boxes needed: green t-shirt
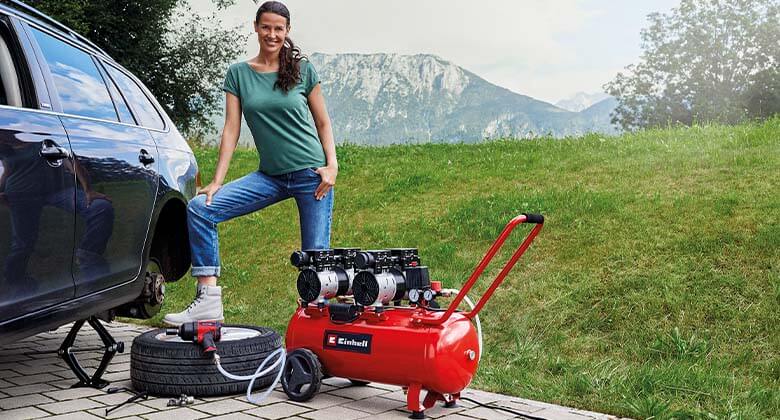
[223,60,326,175]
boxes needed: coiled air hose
[213,347,286,404]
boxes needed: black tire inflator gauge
[166,321,223,354]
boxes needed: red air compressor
[282,214,544,419]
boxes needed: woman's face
[255,12,289,56]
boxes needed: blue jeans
[187,168,333,277]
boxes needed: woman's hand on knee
[198,182,223,206]
[314,165,337,200]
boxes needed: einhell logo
[323,331,372,354]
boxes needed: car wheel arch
[147,193,191,283]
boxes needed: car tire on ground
[130,325,282,397]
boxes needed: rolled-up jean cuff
[191,266,221,277]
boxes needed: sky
[194,0,680,104]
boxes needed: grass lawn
[147,118,779,419]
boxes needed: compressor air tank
[285,304,480,395]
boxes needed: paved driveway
[0,322,625,419]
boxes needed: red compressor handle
[415,213,544,326]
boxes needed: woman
[164,1,337,326]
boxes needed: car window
[29,27,117,121]
[0,21,22,107]
[97,62,135,124]
[104,64,165,130]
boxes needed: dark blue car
[0,0,196,351]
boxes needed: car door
[24,23,159,296]
[0,15,76,321]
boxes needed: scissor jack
[57,316,124,388]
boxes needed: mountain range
[214,53,618,146]
[555,91,612,112]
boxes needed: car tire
[130,325,283,397]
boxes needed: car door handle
[139,149,155,165]
[40,139,71,161]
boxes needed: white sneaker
[163,284,224,326]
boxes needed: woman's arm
[308,84,337,200]
[201,92,242,205]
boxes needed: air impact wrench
[166,321,222,354]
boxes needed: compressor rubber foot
[444,400,457,408]
[410,411,426,419]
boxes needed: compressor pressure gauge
[423,289,436,302]
[408,289,420,304]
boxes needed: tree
[29,0,245,135]
[605,0,780,131]
[744,68,780,120]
